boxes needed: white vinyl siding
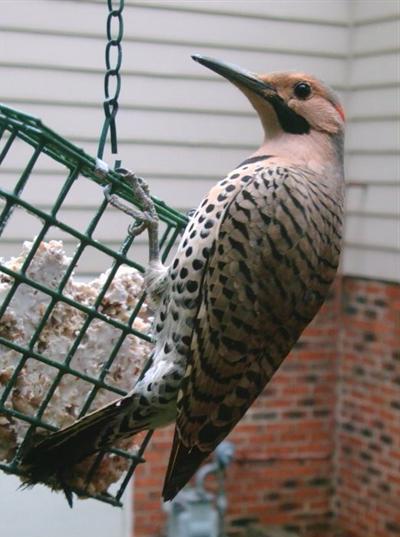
[2,1,399,283]
[0,3,399,279]
[0,0,351,279]
[343,0,400,281]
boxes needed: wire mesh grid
[0,103,187,506]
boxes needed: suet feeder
[0,102,187,505]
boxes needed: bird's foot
[104,169,160,262]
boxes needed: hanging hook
[97,0,125,170]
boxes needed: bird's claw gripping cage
[0,103,187,506]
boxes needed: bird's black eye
[294,82,312,99]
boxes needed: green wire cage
[0,103,187,506]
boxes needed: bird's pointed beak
[192,54,276,99]
[192,54,310,136]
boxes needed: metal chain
[97,0,124,169]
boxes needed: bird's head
[192,55,345,139]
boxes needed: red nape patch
[335,104,346,122]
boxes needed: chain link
[97,0,124,168]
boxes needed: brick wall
[132,278,400,537]
[224,283,339,537]
[336,279,400,537]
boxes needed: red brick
[132,277,399,537]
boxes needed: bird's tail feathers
[162,430,210,501]
[21,394,147,487]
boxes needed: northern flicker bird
[21,55,345,502]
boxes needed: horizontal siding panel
[1,0,350,29]
[1,32,348,86]
[124,8,348,54]
[352,20,400,53]
[346,119,400,152]
[345,215,399,249]
[74,141,253,178]
[0,205,161,245]
[2,32,102,71]
[0,136,247,179]
[346,87,400,118]
[0,66,346,116]
[0,68,250,113]
[1,2,104,35]
[352,0,400,23]
[1,102,262,147]
[0,138,73,177]
[346,154,400,183]
[0,67,104,107]
[1,2,349,55]
[1,172,208,216]
[342,248,400,282]
[127,0,350,24]
[350,53,400,85]
[0,173,87,208]
[346,184,400,214]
